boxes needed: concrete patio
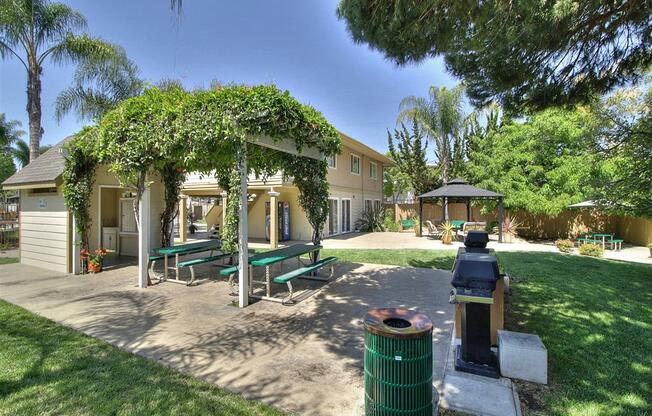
[0,259,453,415]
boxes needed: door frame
[327,197,340,236]
[340,197,352,234]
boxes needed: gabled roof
[418,178,502,199]
[2,137,72,189]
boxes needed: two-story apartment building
[181,132,392,241]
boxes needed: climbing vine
[62,128,99,265]
[63,84,340,258]
[159,164,185,247]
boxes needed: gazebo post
[418,197,423,237]
[237,142,249,308]
[466,199,471,222]
[441,198,446,222]
[498,197,504,243]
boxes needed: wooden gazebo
[417,178,505,242]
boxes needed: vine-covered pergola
[62,85,340,307]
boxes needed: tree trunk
[27,66,43,163]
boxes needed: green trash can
[364,308,433,416]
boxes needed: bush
[355,208,385,232]
[555,239,574,253]
[485,220,498,233]
[383,210,398,232]
[579,243,603,257]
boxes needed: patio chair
[425,220,440,238]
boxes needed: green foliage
[0,152,16,184]
[592,85,652,217]
[438,221,455,242]
[382,209,398,232]
[397,85,465,182]
[387,121,436,195]
[355,208,385,232]
[578,243,603,258]
[337,0,652,113]
[159,164,185,247]
[467,107,600,215]
[383,165,410,203]
[0,113,24,152]
[62,130,98,255]
[64,84,341,254]
[555,239,574,254]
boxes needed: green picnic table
[155,240,222,283]
[220,244,332,303]
[593,233,613,250]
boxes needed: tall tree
[397,85,465,183]
[0,113,24,153]
[337,1,652,113]
[387,121,436,196]
[383,165,411,204]
[0,0,120,161]
[593,84,652,217]
[55,48,144,122]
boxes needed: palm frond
[46,33,120,65]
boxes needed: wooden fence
[384,202,652,246]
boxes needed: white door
[341,199,351,233]
[328,198,339,235]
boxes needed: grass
[0,300,284,416]
[322,249,652,416]
[0,257,18,265]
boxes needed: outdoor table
[593,233,613,250]
[156,240,222,282]
[249,244,323,298]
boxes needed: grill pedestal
[456,303,499,378]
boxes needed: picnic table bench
[220,244,337,304]
[151,240,223,284]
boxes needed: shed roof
[418,178,502,199]
[2,137,72,188]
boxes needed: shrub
[555,239,574,253]
[355,208,385,232]
[579,243,603,258]
[383,210,398,232]
[485,220,498,233]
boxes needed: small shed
[417,178,505,242]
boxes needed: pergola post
[71,215,81,275]
[269,189,279,249]
[498,197,504,243]
[418,197,423,237]
[237,142,249,308]
[178,196,188,243]
[221,190,228,231]
[138,184,151,288]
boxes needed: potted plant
[87,249,108,273]
[438,221,455,245]
[502,215,522,243]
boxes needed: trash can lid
[364,308,433,339]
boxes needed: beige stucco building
[182,132,392,241]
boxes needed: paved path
[0,261,453,416]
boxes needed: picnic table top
[250,244,322,267]
[156,240,222,255]
[593,233,613,237]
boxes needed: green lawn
[0,257,18,265]
[322,249,652,416]
[0,300,284,416]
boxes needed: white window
[374,199,382,212]
[350,154,360,175]
[364,199,373,212]
[327,155,337,169]
[341,199,351,233]
[328,198,339,235]
[120,199,137,234]
[369,161,377,180]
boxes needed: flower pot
[442,234,452,245]
[88,262,102,274]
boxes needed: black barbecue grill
[450,248,501,378]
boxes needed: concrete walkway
[0,261,453,416]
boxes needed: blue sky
[0,0,459,154]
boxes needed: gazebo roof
[418,178,502,199]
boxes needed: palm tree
[0,113,25,153]
[55,48,144,122]
[397,85,465,184]
[0,0,120,162]
[12,138,51,168]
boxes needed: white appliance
[102,227,119,252]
